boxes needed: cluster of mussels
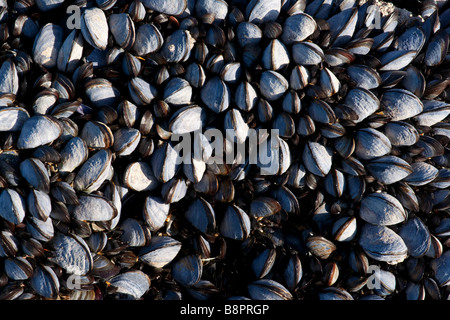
[0,0,449,300]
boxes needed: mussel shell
[358,224,408,265]
[281,13,316,44]
[220,205,251,240]
[0,107,29,132]
[359,192,407,226]
[138,236,182,268]
[172,255,203,287]
[73,149,113,193]
[17,115,62,150]
[302,141,333,177]
[51,233,93,275]
[72,194,117,222]
[109,13,135,50]
[398,217,431,258]
[365,156,413,185]
[0,189,26,224]
[306,236,337,259]
[81,7,109,51]
[108,270,151,299]
[142,0,187,16]
[32,23,63,68]
[247,279,292,300]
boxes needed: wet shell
[109,13,135,50]
[143,196,170,232]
